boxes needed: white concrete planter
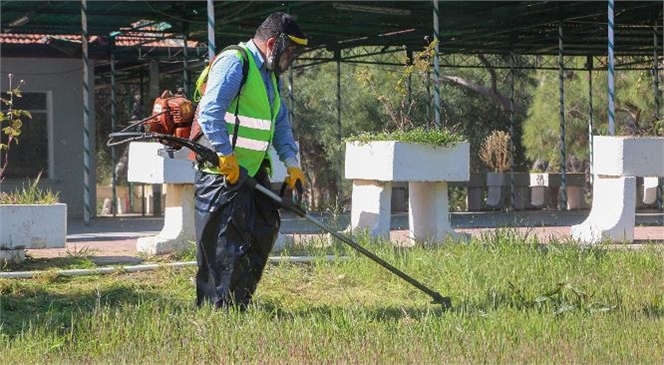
[345,141,470,243]
[485,172,507,208]
[484,172,531,210]
[345,141,470,181]
[0,203,67,249]
[571,136,664,244]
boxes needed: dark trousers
[193,163,280,309]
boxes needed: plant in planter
[355,40,438,132]
[348,39,467,179]
[345,128,469,243]
[479,130,512,209]
[345,128,468,186]
[1,75,66,264]
[345,41,470,243]
[479,129,511,174]
[0,171,59,204]
[349,127,464,146]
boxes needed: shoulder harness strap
[224,46,249,150]
[190,45,249,148]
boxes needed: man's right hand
[218,154,239,184]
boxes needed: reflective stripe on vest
[231,135,269,151]
[224,112,271,131]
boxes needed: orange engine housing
[145,90,195,149]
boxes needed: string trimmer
[107,130,452,309]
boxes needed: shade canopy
[2,1,662,61]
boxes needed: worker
[192,12,308,310]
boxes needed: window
[0,92,50,179]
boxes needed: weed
[0,171,59,204]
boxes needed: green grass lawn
[2,230,664,364]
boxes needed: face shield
[266,33,308,76]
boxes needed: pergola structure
[4,1,663,93]
[3,1,663,67]
[1,1,663,221]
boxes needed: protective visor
[271,33,307,75]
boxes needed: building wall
[1,57,96,219]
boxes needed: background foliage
[94,51,662,211]
[523,57,662,173]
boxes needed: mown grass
[1,231,664,364]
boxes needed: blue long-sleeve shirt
[196,40,299,167]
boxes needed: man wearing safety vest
[192,12,308,309]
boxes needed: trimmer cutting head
[430,293,453,310]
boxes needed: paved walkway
[25,210,664,265]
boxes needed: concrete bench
[571,136,664,244]
[344,141,470,244]
[127,141,294,255]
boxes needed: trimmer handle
[276,179,306,217]
[279,179,304,200]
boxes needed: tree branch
[477,54,497,92]
[440,75,527,116]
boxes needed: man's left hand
[286,166,306,190]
